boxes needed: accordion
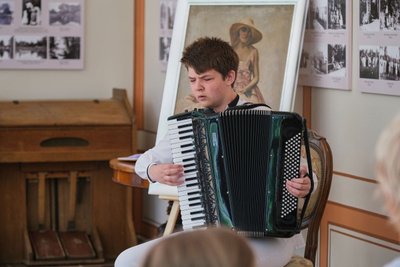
[167,105,312,237]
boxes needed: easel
[159,195,180,236]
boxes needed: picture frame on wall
[159,0,177,71]
[298,0,352,91]
[357,0,400,96]
[0,0,84,69]
[150,0,309,196]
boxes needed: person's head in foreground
[375,114,400,233]
[141,227,255,267]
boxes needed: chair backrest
[301,130,333,264]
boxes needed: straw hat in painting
[229,17,263,46]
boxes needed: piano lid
[0,89,132,127]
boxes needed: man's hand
[148,163,184,186]
[286,165,311,198]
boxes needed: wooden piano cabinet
[0,89,138,265]
[0,163,26,262]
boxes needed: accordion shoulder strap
[227,103,272,110]
[299,120,314,229]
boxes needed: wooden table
[110,158,149,189]
[109,158,149,245]
[109,158,180,237]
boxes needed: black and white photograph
[358,0,400,95]
[159,36,170,64]
[359,45,380,79]
[49,2,81,26]
[328,0,346,29]
[0,0,13,25]
[328,43,346,76]
[15,35,47,60]
[300,43,330,75]
[160,1,168,30]
[300,43,314,75]
[306,0,328,30]
[299,47,311,74]
[0,0,84,69]
[379,46,400,80]
[49,36,80,59]
[300,0,351,89]
[159,0,176,71]
[22,0,41,26]
[360,0,379,31]
[167,0,176,30]
[312,43,328,75]
[0,35,13,59]
[380,0,400,31]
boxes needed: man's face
[188,67,235,112]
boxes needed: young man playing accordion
[115,37,315,267]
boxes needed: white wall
[0,0,133,103]
[312,87,399,180]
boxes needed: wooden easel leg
[163,200,180,236]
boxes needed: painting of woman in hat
[230,17,265,103]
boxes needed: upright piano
[0,89,137,265]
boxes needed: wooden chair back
[301,129,333,264]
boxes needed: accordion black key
[167,105,312,237]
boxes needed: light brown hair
[375,114,400,232]
[141,227,255,267]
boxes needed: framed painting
[150,0,309,196]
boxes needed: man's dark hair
[180,37,239,80]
